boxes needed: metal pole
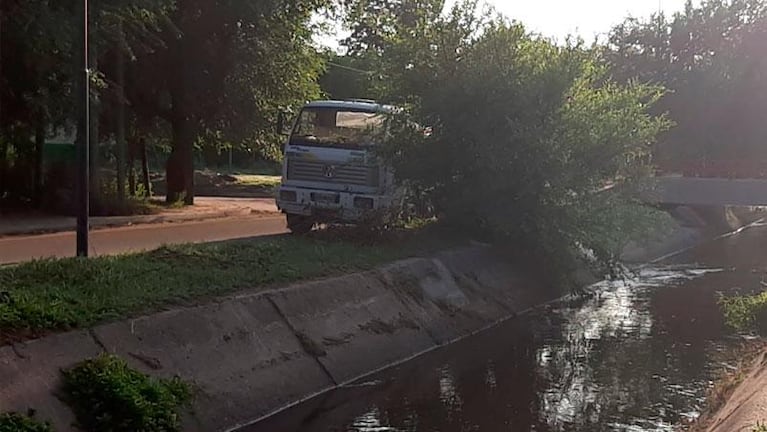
[116,20,126,203]
[76,0,90,257]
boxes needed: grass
[0,412,53,432]
[0,226,460,342]
[232,174,281,188]
[754,423,767,432]
[61,354,191,432]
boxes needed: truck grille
[287,159,380,187]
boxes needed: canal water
[243,223,767,432]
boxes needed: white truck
[276,99,401,233]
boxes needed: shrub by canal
[0,226,460,343]
[720,288,767,334]
[61,354,191,432]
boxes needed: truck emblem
[323,165,336,179]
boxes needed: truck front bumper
[276,186,390,222]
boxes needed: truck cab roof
[304,100,395,113]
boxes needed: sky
[318,0,696,49]
[480,0,692,41]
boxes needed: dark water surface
[243,223,767,432]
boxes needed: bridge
[650,176,767,206]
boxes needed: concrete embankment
[0,246,559,432]
[694,350,767,432]
[621,205,764,263]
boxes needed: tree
[606,0,767,176]
[0,1,74,206]
[0,0,173,210]
[2,0,328,210]
[368,3,670,280]
[125,0,327,204]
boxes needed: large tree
[2,0,328,209]
[0,0,170,208]
[125,0,326,204]
[343,1,670,279]
[606,0,767,175]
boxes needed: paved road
[0,215,288,265]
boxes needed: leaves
[0,412,53,432]
[61,354,191,432]
[371,3,670,283]
[606,0,767,171]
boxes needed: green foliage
[720,290,767,333]
[1,0,328,205]
[606,0,767,173]
[372,4,670,281]
[0,227,460,336]
[754,422,767,432]
[0,412,53,432]
[61,354,191,432]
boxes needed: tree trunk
[33,117,45,207]
[128,155,136,197]
[0,137,7,200]
[165,146,183,203]
[140,137,150,197]
[167,105,195,204]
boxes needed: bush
[0,412,53,432]
[721,290,767,334]
[379,14,670,283]
[61,354,191,432]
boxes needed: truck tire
[286,214,314,235]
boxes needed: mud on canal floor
[241,223,767,432]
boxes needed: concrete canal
[241,222,767,432]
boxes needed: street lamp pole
[75,0,90,257]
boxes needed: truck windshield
[290,108,385,149]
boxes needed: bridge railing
[656,159,767,179]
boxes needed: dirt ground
[151,169,280,198]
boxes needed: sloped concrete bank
[692,350,767,432]
[621,205,764,263]
[0,246,559,432]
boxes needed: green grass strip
[1,228,457,340]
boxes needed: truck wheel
[286,214,314,235]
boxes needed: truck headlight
[279,190,297,202]
[354,197,374,209]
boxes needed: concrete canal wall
[0,246,559,432]
[621,205,764,263]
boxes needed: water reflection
[538,266,723,431]
[245,226,767,432]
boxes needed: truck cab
[276,99,399,233]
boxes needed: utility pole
[116,20,126,203]
[75,0,90,257]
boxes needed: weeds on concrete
[754,422,767,432]
[61,354,191,432]
[0,226,461,342]
[0,412,53,432]
[720,289,767,334]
